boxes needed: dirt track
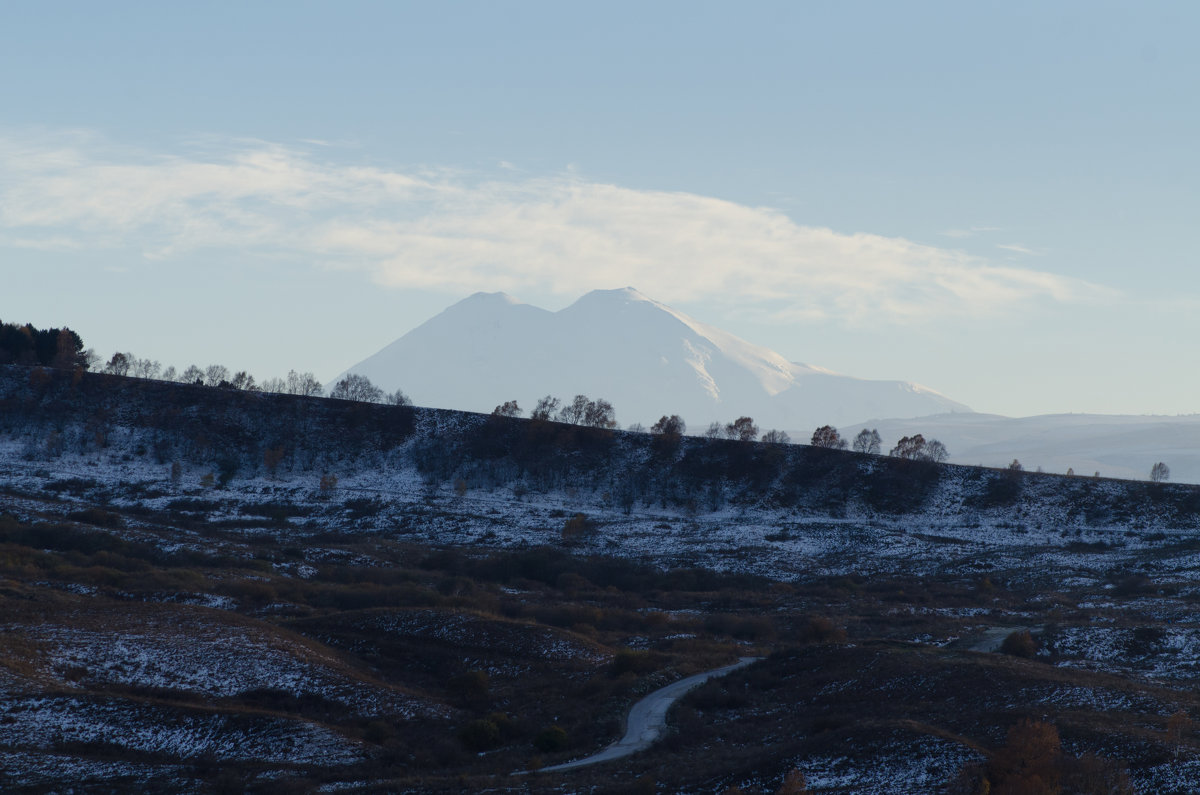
[537,656,761,772]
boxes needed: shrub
[609,649,660,677]
[988,718,1061,793]
[341,497,384,519]
[561,513,596,542]
[458,718,501,752]
[800,616,847,643]
[777,768,810,795]
[1000,630,1037,658]
[534,725,568,752]
[447,670,490,705]
[363,720,394,744]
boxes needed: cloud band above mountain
[0,132,1110,322]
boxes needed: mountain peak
[568,286,651,306]
[334,288,970,429]
[458,291,525,306]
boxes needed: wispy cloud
[939,225,1003,239]
[996,242,1039,255]
[0,132,1111,323]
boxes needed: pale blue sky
[3,1,1198,417]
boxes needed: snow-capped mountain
[332,287,969,431]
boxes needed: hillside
[330,287,970,431]
[3,363,1200,792]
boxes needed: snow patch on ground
[0,695,364,765]
[792,733,977,793]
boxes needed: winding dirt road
[536,656,760,773]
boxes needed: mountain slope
[333,287,969,430]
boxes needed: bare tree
[284,370,324,397]
[1151,462,1170,483]
[703,421,724,439]
[1008,459,1024,472]
[104,352,132,376]
[852,428,882,454]
[810,425,846,449]
[492,400,521,418]
[531,395,560,421]
[651,415,686,438]
[583,398,617,428]
[180,365,204,385]
[925,439,949,463]
[762,429,791,444]
[330,373,384,402]
[229,371,257,390]
[557,395,590,425]
[161,365,177,382]
[890,434,927,460]
[131,358,161,379]
[724,416,759,442]
[204,364,229,387]
[388,388,413,406]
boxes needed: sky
[2,1,1199,418]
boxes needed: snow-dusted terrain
[5,365,1200,791]
[331,287,969,431]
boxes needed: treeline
[4,364,1195,522]
[0,320,86,369]
[96,352,412,406]
[490,395,618,429]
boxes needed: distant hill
[4,362,1200,579]
[330,287,970,431]
[840,413,1200,483]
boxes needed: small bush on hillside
[800,616,847,643]
[447,670,490,706]
[609,649,660,677]
[458,718,501,751]
[949,719,1133,795]
[561,513,596,542]
[363,719,395,744]
[534,725,568,752]
[342,496,384,519]
[970,474,1022,508]
[777,768,810,795]
[1000,630,1037,658]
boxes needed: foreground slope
[5,365,1200,792]
[331,287,969,430]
